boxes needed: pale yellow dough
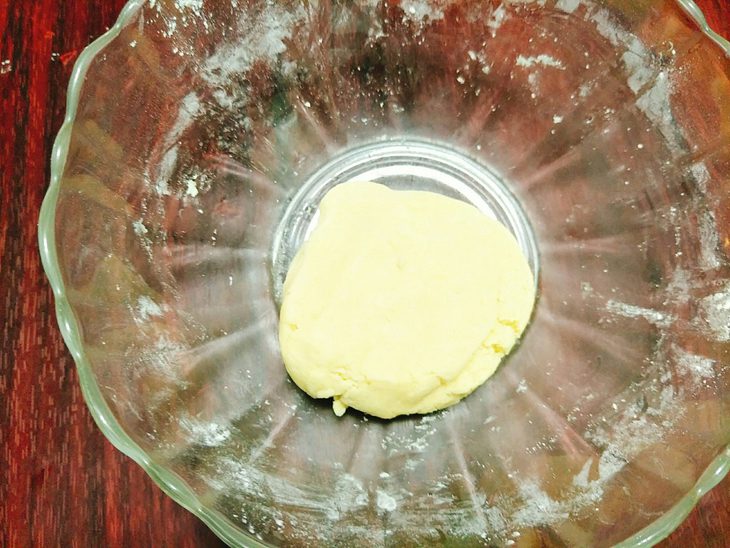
[279,182,535,419]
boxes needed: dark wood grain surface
[1,1,728,546]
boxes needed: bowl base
[271,139,539,302]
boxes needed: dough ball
[279,181,535,419]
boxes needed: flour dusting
[665,267,691,304]
[699,285,730,342]
[698,210,721,270]
[555,0,581,14]
[132,219,148,236]
[516,54,565,70]
[672,345,716,384]
[165,92,201,147]
[136,295,163,322]
[176,0,203,12]
[572,458,592,488]
[376,490,398,512]
[513,482,568,527]
[591,8,680,150]
[134,335,189,387]
[401,0,444,22]
[180,418,232,446]
[155,146,178,195]
[201,4,305,107]
[605,300,673,328]
[690,163,711,193]
[487,4,507,37]
[636,71,678,149]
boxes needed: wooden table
[1,1,728,546]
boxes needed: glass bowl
[40,0,730,546]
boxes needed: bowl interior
[47,0,730,545]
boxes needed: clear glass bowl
[39,0,730,546]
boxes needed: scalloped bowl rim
[37,1,730,546]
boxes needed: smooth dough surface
[279,181,535,419]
